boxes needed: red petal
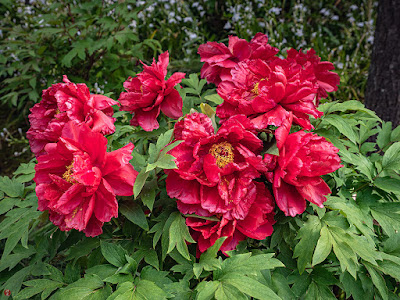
[160,89,183,119]
[273,181,306,216]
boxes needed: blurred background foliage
[0,0,376,174]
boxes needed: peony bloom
[34,121,138,237]
[271,130,342,217]
[216,58,322,132]
[27,76,118,157]
[118,51,186,131]
[186,182,275,254]
[287,48,340,105]
[165,113,275,253]
[198,33,278,86]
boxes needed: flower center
[251,78,266,95]
[62,163,76,184]
[209,141,234,168]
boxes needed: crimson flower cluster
[29,77,137,237]
[165,33,342,254]
[28,33,342,254]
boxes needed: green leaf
[197,237,226,275]
[390,125,400,142]
[61,48,78,67]
[293,215,322,273]
[374,177,400,194]
[371,204,400,237]
[271,273,296,300]
[133,169,149,198]
[135,279,168,300]
[204,94,223,105]
[0,265,33,298]
[141,185,156,211]
[377,122,392,149]
[319,100,378,118]
[304,282,336,300]
[325,196,374,239]
[215,283,247,300]
[376,253,400,281]
[0,176,24,197]
[195,281,220,300]
[120,202,149,231]
[147,154,177,171]
[382,142,400,171]
[65,238,100,262]
[100,241,127,267]
[156,129,174,152]
[216,253,283,278]
[14,279,63,300]
[323,114,359,144]
[167,212,195,260]
[364,262,388,300]
[222,273,281,300]
[144,249,159,270]
[312,225,333,266]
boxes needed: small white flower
[223,22,232,30]
[269,7,281,15]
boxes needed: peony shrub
[1,33,400,299]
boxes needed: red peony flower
[186,182,275,254]
[198,33,278,86]
[216,58,322,132]
[118,51,186,131]
[271,130,342,216]
[287,48,340,105]
[27,76,118,157]
[34,121,138,237]
[165,113,275,253]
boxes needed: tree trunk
[365,0,400,127]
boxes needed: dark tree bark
[365,0,400,127]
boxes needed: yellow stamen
[251,78,266,95]
[209,141,234,168]
[62,163,75,184]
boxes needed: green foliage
[2,73,400,299]
[1,1,399,297]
